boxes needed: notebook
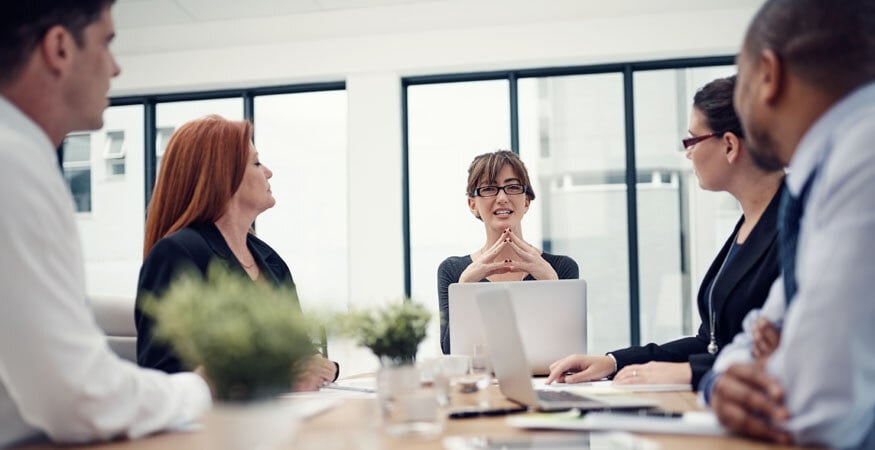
[507,410,726,436]
[475,286,657,412]
[449,279,587,375]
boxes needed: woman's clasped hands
[458,228,558,283]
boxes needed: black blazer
[611,184,784,389]
[135,222,300,373]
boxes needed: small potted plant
[334,301,439,437]
[142,262,317,402]
[336,300,431,367]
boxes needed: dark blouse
[135,222,300,373]
[437,252,579,354]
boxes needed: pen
[586,408,683,418]
[448,406,527,419]
[322,383,375,393]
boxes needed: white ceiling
[113,0,760,30]
[114,0,448,28]
[110,0,762,58]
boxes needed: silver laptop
[476,286,658,412]
[449,279,586,375]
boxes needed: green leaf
[331,300,431,365]
[141,261,317,401]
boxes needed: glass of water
[470,344,491,390]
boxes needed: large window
[517,73,629,354]
[407,80,511,359]
[75,104,145,300]
[155,98,244,175]
[67,87,347,320]
[253,90,349,316]
[633,66,737,344]
[404,57,736,353]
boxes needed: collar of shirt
[786,81,875,196]
[0,95,57,169]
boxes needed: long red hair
[143,115,252,257]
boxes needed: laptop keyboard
[537,390,590,402]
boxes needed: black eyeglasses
[681,132,722,150]
[473,184,527,197]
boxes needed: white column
[332,72,406,374]
[346,72,406,309]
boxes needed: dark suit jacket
[135,222,300,373]
[611,184,784,390]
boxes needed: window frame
[401,55,736,346]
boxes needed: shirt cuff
[606,353,618,375]
[171,372,213,423]
[697,369,720,407]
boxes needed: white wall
[110,0,761,95]
[333,73,406,372]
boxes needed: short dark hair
[693,75,743,138]
[466,150,536,201]
[0,0,115,85]
[744,0,875,97]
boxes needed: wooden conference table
[16,384,819,450]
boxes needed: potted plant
[334,301,439,437]
[336,300,431,367]
[142,262,317,402]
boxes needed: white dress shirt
[0,96,211,448]
[709,81,875,449]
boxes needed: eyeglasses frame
[472,184,528,197]
[681,131,723,150]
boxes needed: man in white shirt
[701,0,875,448]
[0,1,211,447]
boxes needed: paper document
[508,410,726,436]
[287,376,378,398]
[443,431,658,450]
[536,379,690,393]
[327,376,377,392]
[322,383,375,394]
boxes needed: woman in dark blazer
[546,75,785,390]
[135,115,337,391]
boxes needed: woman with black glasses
[437,150,579,354]
[546,75,785,390]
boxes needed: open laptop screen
[448,279,586,375]
[475,286,656,412]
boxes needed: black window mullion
[143,98,157,210]
[401,83,412,300]
[622,65,641,347]
[509,73,519,153]
[243,92,254,126]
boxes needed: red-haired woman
[135,115,337,391]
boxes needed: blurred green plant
[141,262,317,402]
[335,301,431,367]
